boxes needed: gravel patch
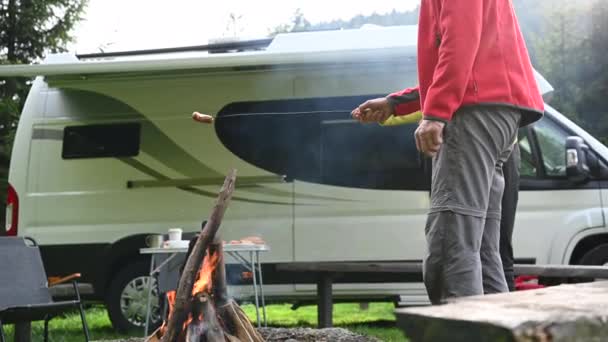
[259,327,381,342]
[95,327,380,342]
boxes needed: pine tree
[1,0,87,157]
[577,0,608,143]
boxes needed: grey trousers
[423,105,520,305]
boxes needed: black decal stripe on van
[135,120,310,202]
[32,128,325,203]
[31,96,346,202]
[119,157,169,179]
[215,95,430,191]
[37,89,311,202]
[138,121,222,179]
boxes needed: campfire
[149,170,264,342]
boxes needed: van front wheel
[579,243,608,266]
[578,243,608,282]
[106,260,162,333]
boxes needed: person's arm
[422,0,483,122]
[352,87,420,123]
[386,87,421,116]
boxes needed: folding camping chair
[0,237,90,342]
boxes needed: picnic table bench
[276,261,608,328]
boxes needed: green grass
[2,307,126,342]
[1,303,407,341]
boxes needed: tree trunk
[161,170,237,342]
[5,0,18,96]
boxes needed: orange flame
[193,250,220,295]
[159,290,176,336]
[161,248,221,335]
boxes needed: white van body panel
[515,190,604,264]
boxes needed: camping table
[140,243,269,336]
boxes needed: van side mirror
[566,136,591,183]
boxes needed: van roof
[0,25,418,78]
[0,24,553,97]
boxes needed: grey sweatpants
[423,105,520,305]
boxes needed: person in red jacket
[352,0,543,304]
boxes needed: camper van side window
[534,118,568,177]
[62,123,141,159]
[518,129,537,178]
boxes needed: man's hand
[415,119,445,157]
[351,98,392,123]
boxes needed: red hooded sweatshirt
[386,0,544,126]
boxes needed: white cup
[168,228,183,241]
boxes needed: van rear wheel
[106,260,162,333]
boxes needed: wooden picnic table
[276,261,608,328]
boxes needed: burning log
[186,293,225,342]
[216,300,265,342]
[156,169,265,342]
[210,237,228,307]
[161,170,237,342]
[185,293,206,342]
[199,293,224,342]
[185,319,205,342]
[211,237,264,342]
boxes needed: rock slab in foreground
[396,280,608,342]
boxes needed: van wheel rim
[120,276,161,327]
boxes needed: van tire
[579,244,608,266]
[106,260,162,333]
[574,243,608,284]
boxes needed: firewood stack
[148,170,265,342]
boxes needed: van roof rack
[76,38,274,59]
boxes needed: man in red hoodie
[352,0,543,304]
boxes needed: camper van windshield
[546,105,608,162]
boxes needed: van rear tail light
[6,183,18,236]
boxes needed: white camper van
[2,25,608,332]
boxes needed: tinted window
[518,129,537,177]
[534,118,568,177]
[518,117,569,179]
[62,123,141,159]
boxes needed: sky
[70,0,420,54]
